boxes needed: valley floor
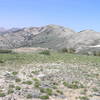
[0,51,100,100]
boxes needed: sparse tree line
[0,48,100,57]
[0,49,12,53]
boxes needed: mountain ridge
[0,24,100,54]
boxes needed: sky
[0,0,100,31]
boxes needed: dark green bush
[39,50,50,55]
[56,90,63,94]
[68,48,76,53]
[8,89,14,94]
[46,88,53,95]
[12,71,18,75]
[52,85,57,89]
[63,81,69,87]
[22,81,33,85]
[15,78,21,82]
[40,88,52,95]
[0,49,12,53]
[34,81,40,88]
[63,81,84,89]
[61,48,68,53]
[0,93,6,97]
[15,86,21,90]
[61,48,75,53]
[93,51,100,56]
[0,60,4,63]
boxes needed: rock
[93,92,100,96]
[90,98,100,100]
[37,73,46,78]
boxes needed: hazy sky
[0,0,100,31]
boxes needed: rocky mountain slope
[0,25,100,53]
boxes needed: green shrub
[40,88,45,93]
[8,89,14,94]
[12,71,18,75]
[56,90,63,94]
[39,95,49,99]
[39,50,50,55]
[66,81,84,89]
[61,48,75,53]
[52,85,57,89]
[61,48,68,53]
[33,78,39,81]
[40,88,52,95]
[15,78,21,82]
[93,51,100,56]
[33,78,40,88]
[0,49,12,53]
[0,93,6,97]
[31,71,38,74]
[63,81,69,87]
[0,60,4,63]
[46,88,52,95]
[53,82,58,85]
[15,86,21,90]
[26,81,33,85]
[79,96,89,100]
[68,48,76,53]
[34,81,40,88]
[26,94,32,99]
[68,84,79,89]
[22,81,33,85]
[92,87,99,92]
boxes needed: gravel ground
[0,62,100,100]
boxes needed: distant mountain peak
[0,27,7,33]
[79,29,96,33]
[0,24,100,55]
